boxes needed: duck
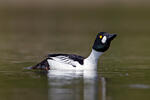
[30,32,117,71]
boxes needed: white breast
[83,59,97,70]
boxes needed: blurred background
[0,0,150,100]
[0,0,150,56]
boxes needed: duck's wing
[47,54,85,67]
[30,54,85,71]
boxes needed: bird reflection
[47,70,106,100]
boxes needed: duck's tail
[26,59,50,71]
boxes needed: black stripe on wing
[48,54,85,65]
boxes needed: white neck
[84,49,103,70]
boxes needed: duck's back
[31,54,85,70]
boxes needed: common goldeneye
[30,32,117,71]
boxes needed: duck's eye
[101,36,107,43]
[99,35,103,39]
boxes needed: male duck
[31,32,117,71]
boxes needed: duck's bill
[108,34,117,41]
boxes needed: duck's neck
[86,49,103,65]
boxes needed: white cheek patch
[101,36,107,43]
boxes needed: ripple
[129,84,150,89]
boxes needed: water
[0,4,150,100]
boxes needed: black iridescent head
[92,32,117,52]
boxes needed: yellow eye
[99,35,103,39]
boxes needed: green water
[0,5,150,100]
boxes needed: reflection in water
[101,77,106,100]
[47,70,106,100]
[83,70,98,100]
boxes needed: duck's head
[92,32,117,52]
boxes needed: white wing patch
[50,56,77,67]
[101,36,107,43]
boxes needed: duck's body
[32,49,103,71]
[47,53,85,70]
[31,32,117,71]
